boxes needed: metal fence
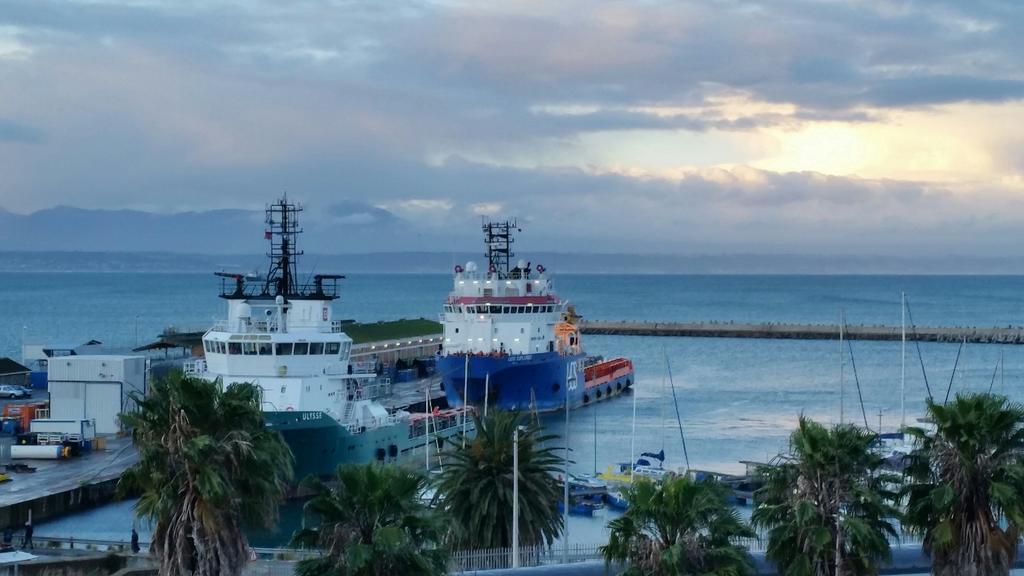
[449,543,604,573]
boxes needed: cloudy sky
[1,0,1023,255]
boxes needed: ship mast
[264,197,304,297]
[482,219,517,279]
[216,196,342,301]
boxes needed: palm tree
[291,464,447,576]
[118,373,293,576]
[602,475,755,575]
[752,417,899,576]
[903,393,1024,576]
[434,410,564,549]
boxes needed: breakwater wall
[579,320,1024,344]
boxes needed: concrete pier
[0,436,137,529]
[579,320,1024,344]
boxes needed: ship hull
[439,351,587,412]
[265,410,468,480]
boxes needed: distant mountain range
[2,205,1024,273]
[3,250,1024,274]
[0,202,423,253]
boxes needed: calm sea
[6,273,1024,546]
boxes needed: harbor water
[5,273,1024,546]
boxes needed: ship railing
[357,379,391,400]
[449,544,603,572]
[350,359,378,373]
[209,319,285,334]
[183,360,202,375]
[184,359,207,376]
[346,414,400,435]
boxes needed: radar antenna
[215,195,343,301]
[264,196,304,297]
[482,219,518,278]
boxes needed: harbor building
[44,356,146,435]
[0,359,30,388]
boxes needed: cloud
[325,200,400,226]
[1,0,1023,259]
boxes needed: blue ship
[437,219,606,413]
[439,350,586,412]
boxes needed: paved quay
[580,320,1024,344]
[0,436,137,527]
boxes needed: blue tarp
[29,371,47,389]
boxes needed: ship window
[228,342,242,355]
[454,328,459,334]
[294,342,309,355]
[502,306,509,313]
[275,343,293,355]
[280,386,286,394]
[518,306,526,313]
[258,342,272,355]
[310,342,324,355]
[243,342,257,355]
[521,328,525,334]
[325,342,341,355]
[218,341,226,354]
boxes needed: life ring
[285,406,294,412]
[536,264,546,274]
[489,264,497,273]
[454,265,464,273]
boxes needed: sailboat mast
[462,355,469,448]
[630,377,638,483]
[839,309,845,425]
[901,291,906,430]
[593,397,598,475]
[562,367,570,563]
[425,384,431,471]
[665,351,690,471]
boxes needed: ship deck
[380,375,447,412]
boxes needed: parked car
[16,386,33,397]
[0,385,27,399]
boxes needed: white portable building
[47,355,147,434]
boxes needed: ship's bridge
[441,261,578,357]
[200,295,354,378]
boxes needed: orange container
[1,401,48,432]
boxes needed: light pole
[512,424,522,568]
[462,355,469,447]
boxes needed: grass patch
[341,318,441,344]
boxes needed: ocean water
[7,273,1024,546]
